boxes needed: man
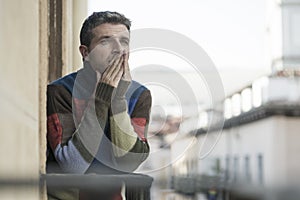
[46,11,152,199]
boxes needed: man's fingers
[121,53,132,82]
[124,54,129,68]
[100,55,124,87]
[115,68,124,83]
[104,55,121,78]
[111,56,124,81]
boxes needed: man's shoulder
[129,80,149,91]
[127,80,149,97]
[126,81,151,115]
[48,72,78,94]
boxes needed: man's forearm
[109,80,150,158]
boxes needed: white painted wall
[171,116,300,188]
[0,0,40,199]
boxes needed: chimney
[267,0,300,72]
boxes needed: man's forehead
[92,23,129,37]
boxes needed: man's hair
[80,11,131,48]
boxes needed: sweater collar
[73,61,97,99]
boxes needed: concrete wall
[62,0,88,74]
[0,0,40,199]
[0,0,88,199]
[72,0,88,71]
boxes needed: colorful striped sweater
[46,62,151,199]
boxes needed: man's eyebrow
[97,35,129,40]
[98,35,112,40]
[120,36,129,40]
[95,34,130,43]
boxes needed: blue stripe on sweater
[125,81,146,115]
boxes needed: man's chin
[89,63,106,74]
[96,66,108,74]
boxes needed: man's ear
[79,45,89,60]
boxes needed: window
[257,154,264,184]
[244,156,251,183]
[233,156,239,182]
[225,156,230,181]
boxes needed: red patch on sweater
[47,113,62,150]
[131,118,147,142]
[73,98,88,124]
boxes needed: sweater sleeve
[109,80,152,171]
[47,82,114,174]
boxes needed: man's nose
[112,40,123,55]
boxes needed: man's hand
[122,54,132,82]
[100,56,124,88]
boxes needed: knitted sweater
[46,62,151,199]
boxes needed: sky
[88,0,272,105]
[88,0,269,69]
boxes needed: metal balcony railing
[42,173,153,200]
[0,173,153,200]
[41,173,153,200]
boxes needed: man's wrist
[95,82,114,103]
[115,79,131,98]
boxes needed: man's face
[86,23,130,73]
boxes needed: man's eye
[121,40,129,45]
[100,39,108,45]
